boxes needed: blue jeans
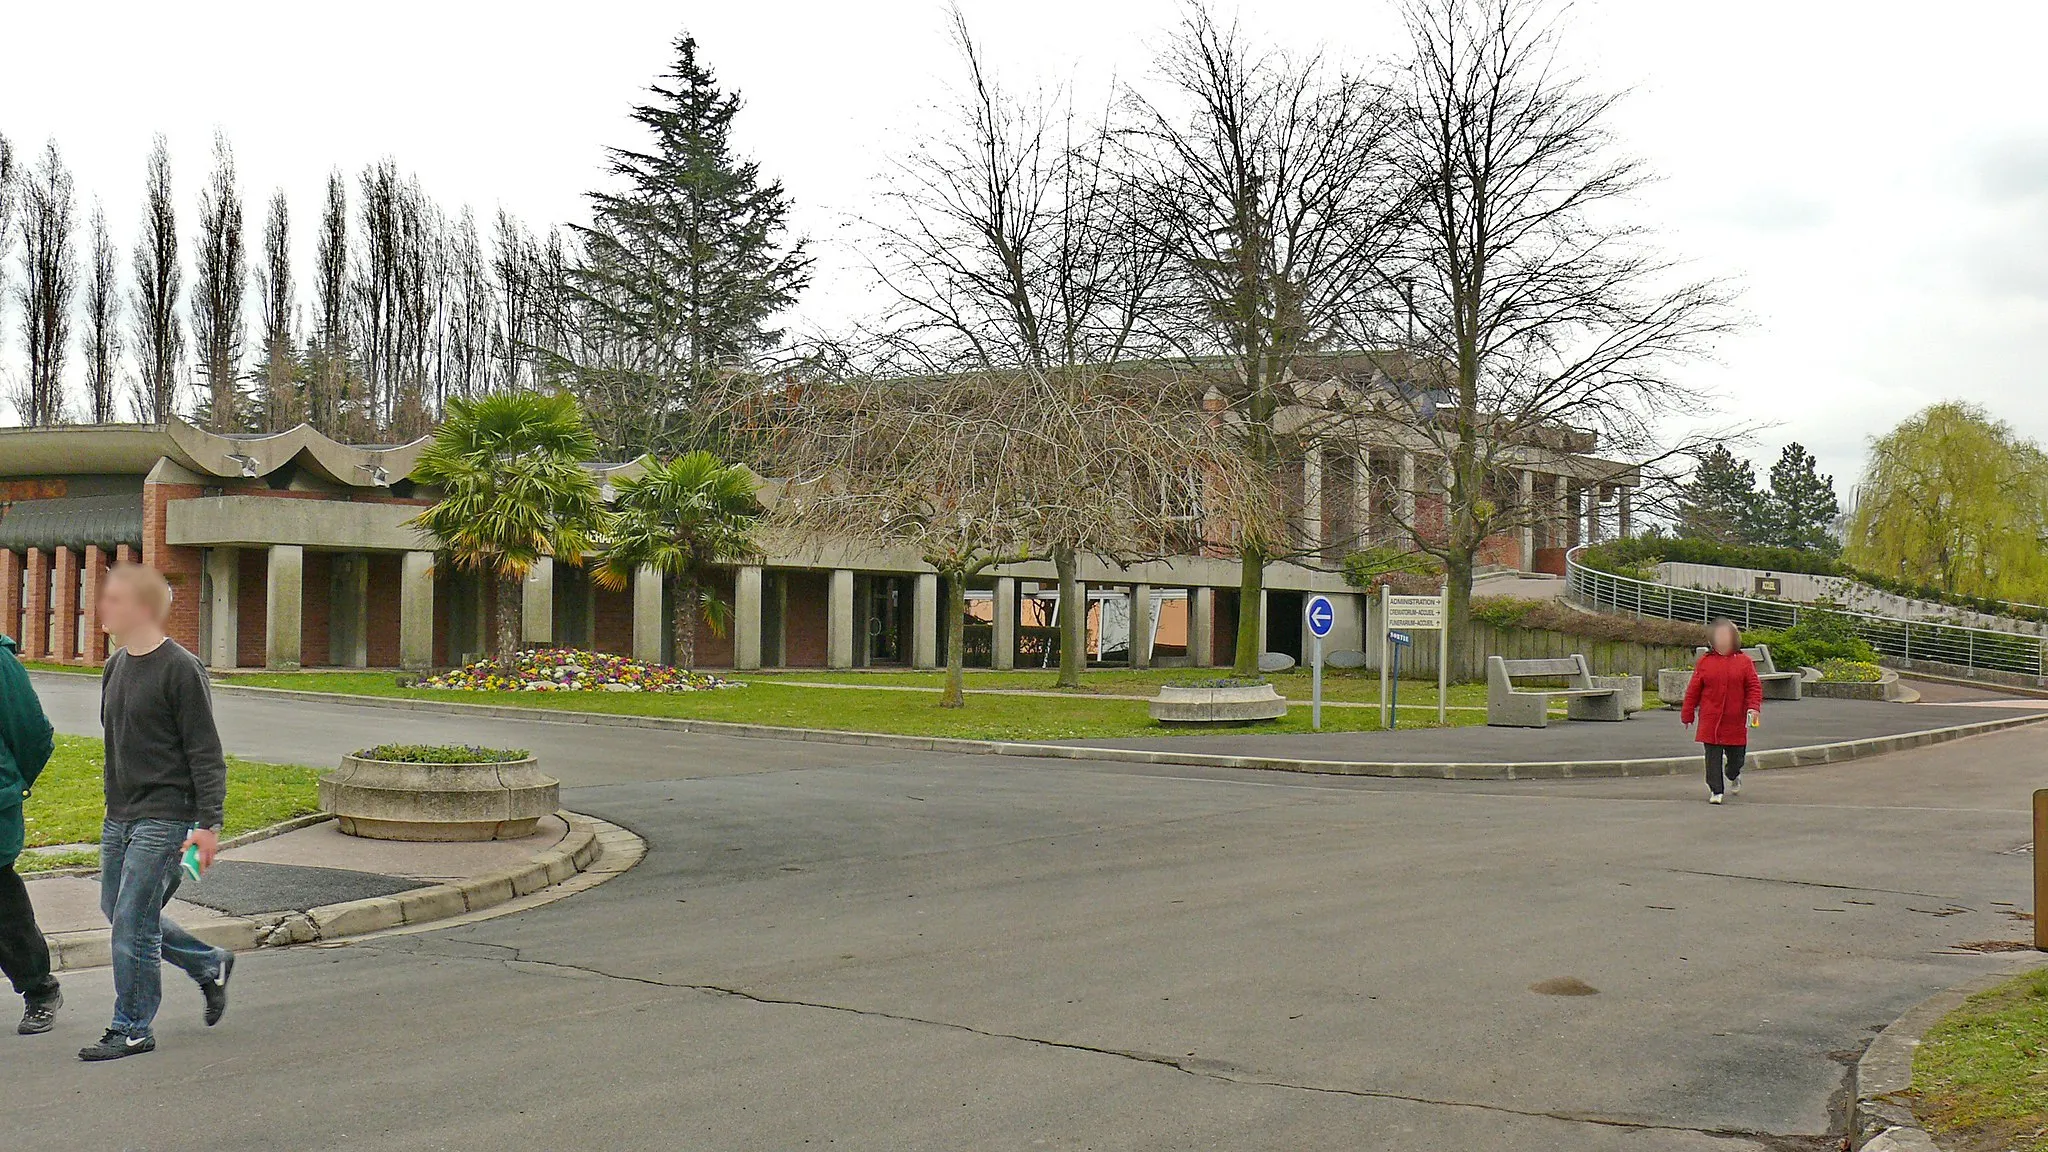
[101,818,226,1038]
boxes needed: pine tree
[566,32,811,455]
[192,133,248,430]
[1677,445,1763,544]
[1759,442,1840,554]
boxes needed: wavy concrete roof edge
[0,420,430,486]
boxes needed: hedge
[1471,597,1709,648]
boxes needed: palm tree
[408,392,605,662]
[594,451,762,670]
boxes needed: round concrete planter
[319,753,560,842]
[1592,674,1644,713]
[1149,682,1288,724]
[1805,668,1900,702]
[1657,668,1692,704]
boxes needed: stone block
[395,885,467,925]
[309,897,405,939]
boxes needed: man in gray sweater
[81,565,235,1062]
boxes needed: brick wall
[1213,589,1240,667]
[301,551,333,665]
[366,553,402,667]
[593,582,634,657]
[80,546,107,663]
[142,482,206,652]
[0,550,20,644]
[22,549,48,659]
[693,569,736,668]
[52,547,79,661]
[236,549,270,668]
[781,571,830,668]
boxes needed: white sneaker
[1709,792,1724,804]
[1730,777,1741,795]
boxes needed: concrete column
[1618,488,1634,540]
[115,543,135,567]
[22,548,48,660]
[1256,588,1269,658]
[911,572,939,670]
[992,576,1017,671]
[632,564,664,664]
[1189,586,1215,667]
[827,569,856,669]
[1353,453,1373,549]
[522,556,555,646]
[265,544,304,669]
[0,550,20,644]
[1554,474,1572,551]
[344,553,372,667]
[1301,446,1323,559]
[204,547,240,668]
[80,546,106,663]
[399,551,435,670]
[51,548,78,662]
[1398,453,1418,542]
[734,565,765,671]
[1518,470,1536,572]
[1130,583,1154,669]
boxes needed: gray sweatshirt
[102,640,229,830]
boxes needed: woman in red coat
[1681,619,1764,804]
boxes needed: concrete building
[0,419,1637,672]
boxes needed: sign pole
[1390,639,1401,729]
[1379,584,1391,728]
[1438,581,1450,727]
[1312,633,1323,731]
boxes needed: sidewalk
[28,812,634,970]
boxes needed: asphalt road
[10,672,2045,1151]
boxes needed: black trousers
[0,863,58,1000]
[1704,743,1746,796]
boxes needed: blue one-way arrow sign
[1304,594,1337,639]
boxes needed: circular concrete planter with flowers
[1149,678,1288,724]
[320,745,560,842]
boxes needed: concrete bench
[1486,654,1625,728]
[1694,644,1805,701]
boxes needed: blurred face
[1711,623,1740,655]
[99,572,162,640]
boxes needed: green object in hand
[181,840,205,882]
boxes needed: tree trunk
[673,573,698,671]
[1232,546,1265,676]
[1055,546,1085,689]
[940,575,968,708]
[1444,545,1475,683]
[494,573,523,664]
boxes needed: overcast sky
[5,0,2046,487]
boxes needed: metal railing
[1564,547,2048,681]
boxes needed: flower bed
[417,649,743,693]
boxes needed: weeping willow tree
[1847,401,2048,603]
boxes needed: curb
[201,680,2048,781]
[1851,958,2048,1149]
[41,809,639,972]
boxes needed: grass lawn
[16,735,324,873]
[217,669,1498,742]
[1912,967,2048,1152]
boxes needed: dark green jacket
[0,634,55,868]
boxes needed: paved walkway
[13,672,2046,1151]
[27,815,568,932]
[1062,694,2046,762]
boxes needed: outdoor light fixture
[226,453,259,478]
[357,463,392,486]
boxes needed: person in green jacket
[0,632,61,1036]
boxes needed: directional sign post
[1379,584,1451,728]
[1304,594,1337,730]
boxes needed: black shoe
[201,952,234,1026]
[18,989,61,1035]
[79,1029,155,1062]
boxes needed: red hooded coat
[1681,650,1764,746]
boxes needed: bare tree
[866,9,1174,686]
[0,135,15,357]
[191,133,248,430]
[307,170,351,435]
[14,140,77,426]
[755,361,1247,705]
[1370,0,1733,662]
[130,135,184,423]
[254,189,299,430]
[489,209,541,392]
[84,201,121,423]
[1126,6,1406,674]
